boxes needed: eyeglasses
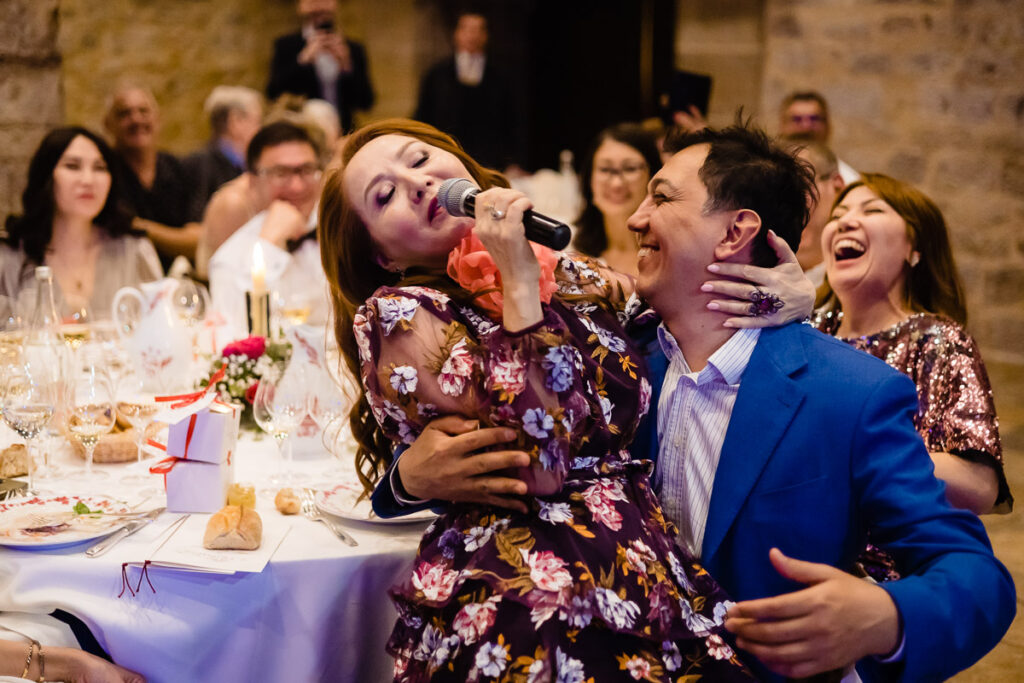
[257,164,322,184]
[593,163,648,182]
[787,114,826,126]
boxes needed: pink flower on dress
[411,561,461,602]
[582,481,625,531]
[452,599,498,645]
[520,548,573,593]
[439,338,473,397]
[446,230,559,318]
[706,634,735,660]
[624,656,651,680]
[222,335,265,359]
[491,351,526,398]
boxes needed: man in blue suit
[372,125,1014,681]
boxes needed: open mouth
[427,197,441,222]
[833,237,866,261]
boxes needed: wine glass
[116,364,161,486]
[61,299,92,352]
[253,362,307,489]
[306,365,354,480]
[172,278,209,327]
[65,345,116,482]
[0,296,23,369]
[0,362,57,494]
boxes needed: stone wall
[761,0,1024,445]
[0,0,63,221]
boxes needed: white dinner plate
[0,495,132,549]
[315,483,436,525]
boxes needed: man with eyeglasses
[209,121,328,336]
[778,91,859,185]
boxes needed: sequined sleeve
[912,321,1012,512]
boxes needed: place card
[144,512,290,574]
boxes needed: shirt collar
[216,139,245,171]
[657,324,760,385]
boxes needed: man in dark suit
[369,124,1015,681]
[413,11,526,170]
[266,0,374,134]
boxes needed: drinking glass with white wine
[1,362,57,493]
[116,363,161,486]
[65,345,116,481]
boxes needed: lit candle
[251,242,266,297]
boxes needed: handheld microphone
[438,178,572,251]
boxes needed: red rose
[222,336,266,359]
[244,381,259,404]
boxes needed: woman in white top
[0,127,161,320]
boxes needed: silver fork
[300,489,358,547]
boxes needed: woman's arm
[0,640,145,682]
[929,450,998,514]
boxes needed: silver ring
[488,206,506,220]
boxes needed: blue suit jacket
[645,323,1014,682]
[374,322,1015,681]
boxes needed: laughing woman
[318,119,812,682]
[814,174,1011,549]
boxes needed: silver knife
[85,507,165,558]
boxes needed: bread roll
[274,488,300,515]
[203,505,262,550]
[0,444,29,478]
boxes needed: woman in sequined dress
[814,174,1011,578]
[317,119,820,681]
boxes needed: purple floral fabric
[357,256,752,682]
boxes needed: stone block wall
[0,0,63,221]
[760,0,1024,445]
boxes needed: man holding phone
[267,0,375,134]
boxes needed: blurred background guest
[777,90,859,185]
[183,86,264,225]
[816,173,1012,521]
[104,83,199,271]
[208,121,326,336]
[0,127,161,320]
[781,133,846,288]
[413,10,527,172]
[267,0,374,134]
[571,122,660,276]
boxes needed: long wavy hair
[573,123,661,258]
[3,127,136,265]
[815,173,967,324]
[318,118,508,493]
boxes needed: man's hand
[259,200,308,250]
[398,416,532,513]
[724,548,901,679]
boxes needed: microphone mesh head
[438,178,476,217]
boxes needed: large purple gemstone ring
[748,289,784,316]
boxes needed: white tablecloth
[0,430,425,683]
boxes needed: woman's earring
[907,252,920,267]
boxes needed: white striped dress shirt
[655,326,760,557]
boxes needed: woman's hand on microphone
[474,187,543,331]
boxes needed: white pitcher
[112,278,191,392]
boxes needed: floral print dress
[356,256,752,682]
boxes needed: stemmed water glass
[1,361,57,494]
[253,362,307,489]
[116,364,161,486]
[65,345,116,482]
[306,365,353,479]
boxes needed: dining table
[0,427,429,683]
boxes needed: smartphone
[662,70,713,122]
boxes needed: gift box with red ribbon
[155,369,240,465]
[150,455,234,513]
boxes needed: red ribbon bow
[155,366,226,410]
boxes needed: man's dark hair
[665,121,814,267]
[246,120,320,171]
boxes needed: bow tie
[286,230,317,253]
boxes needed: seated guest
[781,134,846,287]
[778,90,860,185]
[208,121,326,336]
[0,127,162,319]
[183,86,264,224]
[815,173,1011,520]
[104,82,200,269]
[572,123,661,277]
[266,0,374,134]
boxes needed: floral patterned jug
[111,278,191,391]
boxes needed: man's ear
[713,208,761,260]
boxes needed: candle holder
[246,291,271,338]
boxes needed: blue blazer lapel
[701,325,807,565]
